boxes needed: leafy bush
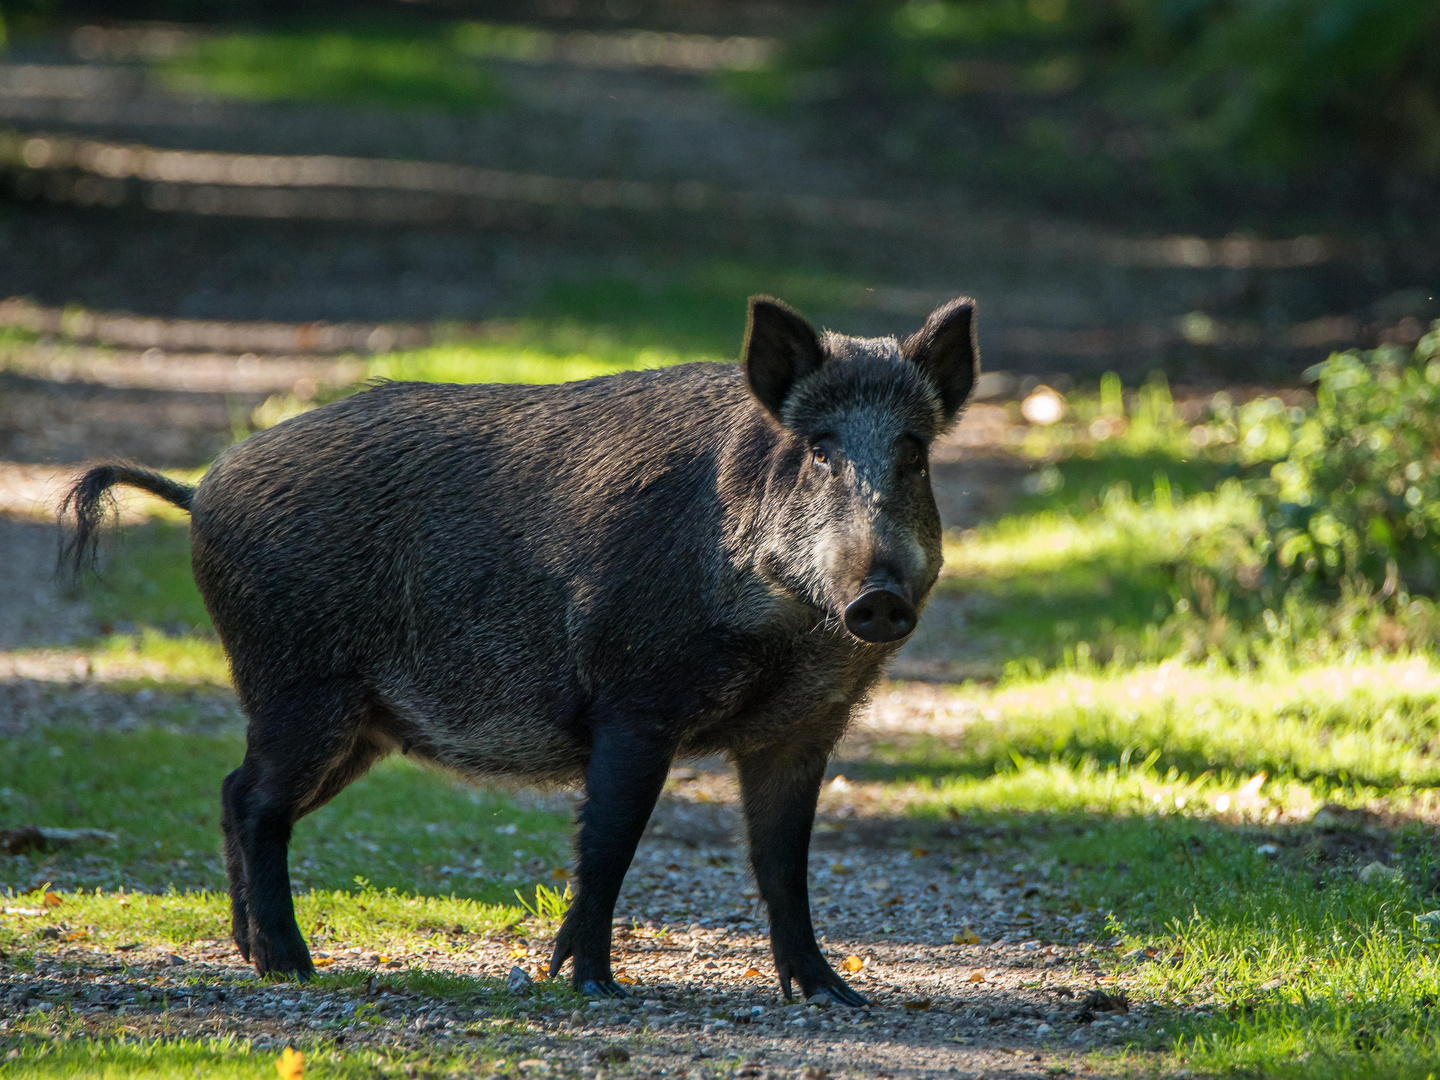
[1258,322,1440,593]
[1115,0,1440,170]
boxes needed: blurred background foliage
[1,0,1436,187]
[776,0,1440,172]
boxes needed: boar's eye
[898,438,926,474]
[810,438,836,472]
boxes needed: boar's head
[743,295,978,645]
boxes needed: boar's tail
[59,463,196,578]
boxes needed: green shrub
[1257,322,1440,594]
[1119,0,1440,170]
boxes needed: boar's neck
[713,404,822,624]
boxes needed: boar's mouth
[842,581,917,644]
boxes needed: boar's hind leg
[222,683,379,979]
[548,722,675,997]
[736,743,868,1007]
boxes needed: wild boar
[62,295,978,1003]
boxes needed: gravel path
[0,756,1159,1079]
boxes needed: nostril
[843,588,917,643]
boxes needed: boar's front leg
[736,742,868,1007]
[549,720,675,997]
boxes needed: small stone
[569,1009,586,1029]
[804,994,831,1009]
[1359,862,1402,884]
[507,965,534,994]
[1036,1022,1052,1035]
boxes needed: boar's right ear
[743,296,824,420]
[903,297,979,421]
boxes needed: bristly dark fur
[58,463,197,579]
[57,295,981,1006]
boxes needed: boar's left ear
[903,297,979,421]
[743,296,825,420]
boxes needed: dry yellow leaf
[275,1047,304,1080]
[510,946,529,958]
[910,847,930,858]
[614,972,638,985]
[61,929,89,942]
[312,957,335,967]
[953,928,980,945]
[840,955,864,973]
[742,967,764,978]
[42,892,62,909]
[967,969,986,983]
[550,867,570,880]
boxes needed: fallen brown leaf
[840,955,864,973]
[275,1047,304,1080]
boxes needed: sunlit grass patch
[942,477,1256,581]
[363,340,685,387]
[859,657,1440,790]
[897,757,1324,821]
[0,887,523,960]
[158,31,504,112]
[0,728,573,901]
[0,1036,509,1080]
[0,1036,280,1080]
[79,631,231,687]
[979,658,1440,787]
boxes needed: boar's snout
[842,581,917,644]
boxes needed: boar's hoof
[806,982,869,1008]
[252,940,315,981]
[843,588,916,644]
[577,978,630,999]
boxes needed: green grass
[854,651,1440,1079]
[855,658,1440,790]
[158,31,504,112]
[0,727,573,906]
[85,520,212,638]
[0,1035,522,1080]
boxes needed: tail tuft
[58,463,196,580]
